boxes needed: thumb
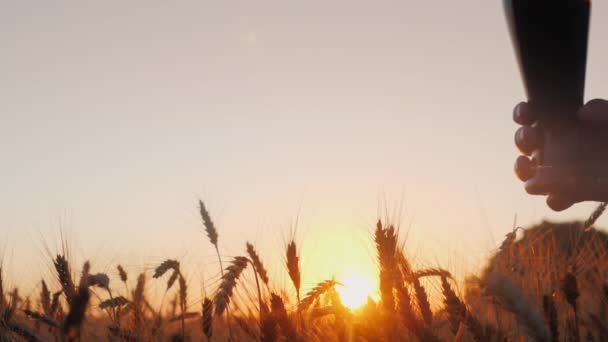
[546,195,575,212]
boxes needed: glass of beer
[504,0,591,195]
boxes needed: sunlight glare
[336,272,376,310]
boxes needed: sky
[2,1,608,301]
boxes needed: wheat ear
[286,240,301,305]
[214,256,248,316]
[246,242,269,286]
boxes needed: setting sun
[336,272,378,310]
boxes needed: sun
[336,272,377,310]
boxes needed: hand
[514,99,608,211]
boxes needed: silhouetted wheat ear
[214,256,249,316]
[441,275,466,334]
[271,293,296,341]
[131,272,146,332]
[40,280,51,315]
[79,261,90,287]
[561,272,579,308]
[484,273,550,342]
[375,220,398,312]
[202,297,213,339]
[23,309,61,329]
[88,273,110,289]
[543,294,559,342]
[99,296,129,310]
[6,321,44,342]
[286,240,301,303]
[299,279,339,311]
[153,259,180,279]
[396,251,413,281]
[50,291,62,316]
[117,265,128,283]
[199,200,218,246]
[561,271,580,341]
[63,261,91,339]
[133,273,146,301]
[395,281,413,319]
[54,255,76,303]
[167,270,179,291]
[178,274,187,309]
[413,278,433,325]
[246,242,269,285]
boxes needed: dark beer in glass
[504,0,591,194]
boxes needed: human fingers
[546,194,575,212]
[514,126,541,155]
[513,102,538,125]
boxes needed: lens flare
[336,272,376,310]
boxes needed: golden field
[1,201,607,342]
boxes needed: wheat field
[1,200,607,341]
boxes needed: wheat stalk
[583,202,607,231]
[178,273,188,339]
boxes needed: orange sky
[2,1,608,302]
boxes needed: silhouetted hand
[514,99,608,211]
